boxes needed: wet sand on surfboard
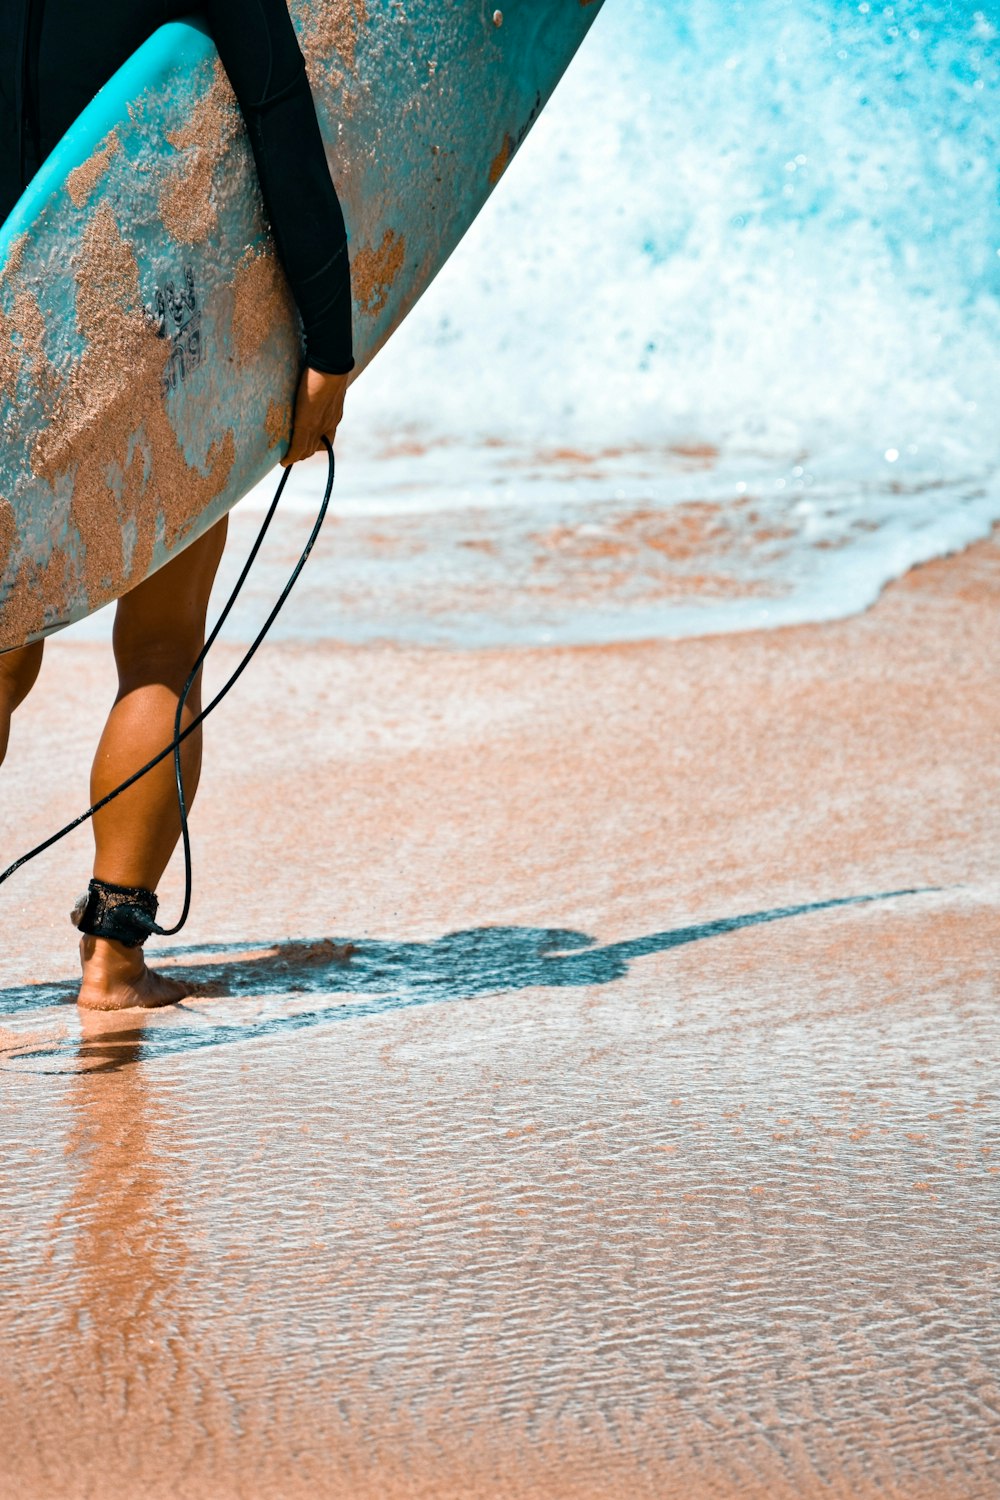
[0,523,998,1498]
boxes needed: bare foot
[77,935,188,1011]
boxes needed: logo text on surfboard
[153,268,203,395]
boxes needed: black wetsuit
[0,0,354,373]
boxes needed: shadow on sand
[1,886,933,1072]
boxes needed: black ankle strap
[71,878,163,949]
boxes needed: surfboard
[0,0,605,652]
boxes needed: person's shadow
[0,885,934,1072]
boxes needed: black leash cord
[0,438,335,935]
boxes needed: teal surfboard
[0,0,605,652]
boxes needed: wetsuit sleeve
[201,0,355,374]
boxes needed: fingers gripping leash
[0,440,336,937]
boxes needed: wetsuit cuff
[304,351,356,376]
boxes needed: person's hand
[281,366,350,466]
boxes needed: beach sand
[1,527,998,1498]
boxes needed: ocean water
[346,0,999,458]
[226,0,1000,646]
[77,0,1000,646]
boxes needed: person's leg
[0,642,45,763]
[78,516,228,1010]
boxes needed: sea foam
[257,0,999,645]
[82,0,1000,647]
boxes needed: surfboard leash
[0,438,336,937]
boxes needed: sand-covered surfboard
[0,0,605,651]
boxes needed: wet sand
[1,529,999,1498]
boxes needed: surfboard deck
[0,0,605,652]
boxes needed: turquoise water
[72,0,1000,645]
[355,0,999,465]
[267,0,998,645]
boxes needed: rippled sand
[1,532,998,1498]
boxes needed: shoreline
[56,474,1000,650]
[1,513,998,1499]
[4,516,997,977]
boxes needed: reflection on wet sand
[1,1014,200,1494]
[2,896,998,1500]
[43,1012,193,1471]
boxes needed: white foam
[70,0,1000,647]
